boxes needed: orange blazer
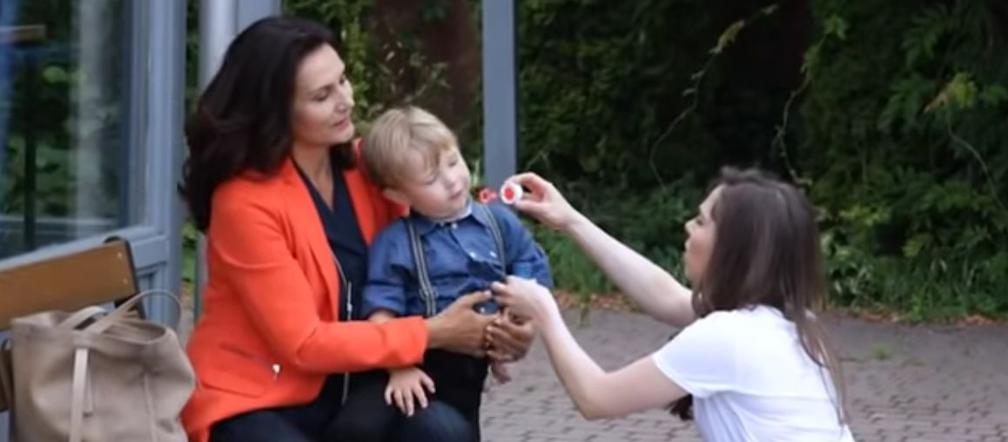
[181,156,426,442]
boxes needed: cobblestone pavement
[479,309,1008,442]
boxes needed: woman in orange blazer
[179,17,533,442]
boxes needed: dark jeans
[210,351,487,442]
[402,401,478,442]
[332,375,477,442]
[210,375,347,442]
[330,350,487,442]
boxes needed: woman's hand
[508,172,584,232]
[384,367,435,417]
[491,277,559,325]
[486,311,536,363]
[425,291,497,357]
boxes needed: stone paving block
[479,309,1008,441]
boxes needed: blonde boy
[334,106,552,441]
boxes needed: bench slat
[0,240,137,329]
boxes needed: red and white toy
[499,181,523,205]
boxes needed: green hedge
[281,0,1008,320]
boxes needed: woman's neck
[291,143,332,184]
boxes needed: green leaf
[925,72,977,113]
[42,66,69,84]
[711,20,745,55]
[902,234,932,258]
[823,15,848,41]
[979,84,1008,107]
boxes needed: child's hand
[489,360,512,384]
[384,367,435,417]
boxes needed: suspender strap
[405,203,509,318]
[475,203,508,270]
[405,218,439,318]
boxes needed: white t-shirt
[651,305,855,442]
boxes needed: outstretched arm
[508,172,695,327]
[493,278,688,419]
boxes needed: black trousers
[210,375,348,442]
[331,349,488,442]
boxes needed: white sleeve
[650,313,740,398]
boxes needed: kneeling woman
[493,169,855,441]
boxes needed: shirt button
[489,251,497,258]
[469,251,477,259]
[451,223,458,229]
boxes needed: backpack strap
[404,219,439,318]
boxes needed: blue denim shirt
[362,201,553,318]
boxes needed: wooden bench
[0,238,140,330]
[0,238,142,412]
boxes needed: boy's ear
[382,187,410,206]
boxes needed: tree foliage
[282,0,1008,319]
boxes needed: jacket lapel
[280,159,341,319]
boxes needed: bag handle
[68,290,180,442]
[85,290,180,334]
[0,340,13,412]
[55,290,179,333]
[69,347,89,442]
[57,306,110,331]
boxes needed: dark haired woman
[179,16,533,442]
[491,169,855,441]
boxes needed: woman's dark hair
[670,167,847,425]
[180,16,354,231]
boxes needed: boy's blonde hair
[362,106,458,189]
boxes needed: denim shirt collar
[408,199,492,235]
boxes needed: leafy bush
[277,0,1008,320]
[799,0,1008,320]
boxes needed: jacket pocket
[199,345,278,398]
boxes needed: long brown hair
[179,17,354,231]
[671,167,847,424]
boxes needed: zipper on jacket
[220,344,282,380]
[341,362,351,404]
[341,279,353,404]
[333,256,353,405]
[346,280,354,319]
